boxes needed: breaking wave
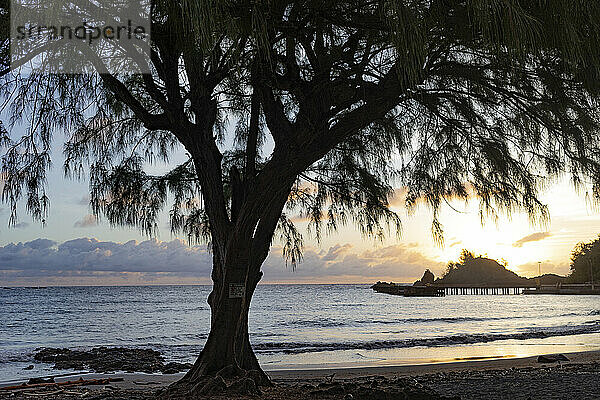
[287,312,585,328]
[253,321,600,354]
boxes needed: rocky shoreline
[1,358,599,399]
[422,361,600,399]
[32,347,193,374]
[2,349,599,399]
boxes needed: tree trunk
[158,232,271,399]
[184,251,266,381]
[158,148,296,399]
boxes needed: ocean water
[1,285,600,382]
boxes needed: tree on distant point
[4,1,600,396]
[459,250,475,264]
[569,236,600,283]
[440,250,526,285]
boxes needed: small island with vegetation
[373,237,600,296]
[439,250,566,287]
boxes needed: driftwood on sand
[0,377,125,392]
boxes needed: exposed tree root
[156,365,271,399]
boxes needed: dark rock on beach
[537,354,569,363]
[422,361,600,400]
[308,376,460,399]
[33,347,192,374]
[161,362,194,374]
[27,377,54,385]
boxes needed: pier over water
[436,283,600,295]
[372,282,600,296]
[434,285,527,295]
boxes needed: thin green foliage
[2,1,600,267]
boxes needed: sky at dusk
[1,140,600,286]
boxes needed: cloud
[388,187,408,208]
[262,242,444,283]
[25,238,56,250]
[0,237,213,285]
[12,222,29,229]
[74,214,98,228]
[76,195,90,206]
[321,243,353,261]
[289,214,314,223]
[513,232,551,247]
[0,237,442,285]
[513,261,568,278]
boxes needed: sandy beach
[2,350,599,399]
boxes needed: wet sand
[1,350,599,399]
[270,348,600,379]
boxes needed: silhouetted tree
[441,251,526,285]
[569,236,600,283]
[445,249,475,275]
[459,250,475,265]
[4,0,600,396]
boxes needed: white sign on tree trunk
[229,283,245,299]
